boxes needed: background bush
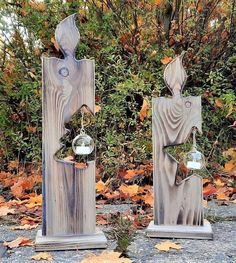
[0,0,235,178]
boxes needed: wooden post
[146,54,213,239]
[35,14,107,251]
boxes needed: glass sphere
[183,148,205,170]
[72,134,94,155]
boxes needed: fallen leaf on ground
[119,184,139,197]
[203,184,217,197]
[4,237,34,248]
[95,105,101,113]
[31,252,53,261]
[0,206,15,216]
[96,179,108,193]
[155,241,182,251]
[214,178,225,188]
[25,194,42,208]
[11,224,39,230]
[80,251,132,263]
[215,99,223,108]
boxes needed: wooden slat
[152,55,205,227]
[42,14,96,237]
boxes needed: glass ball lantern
[183,128,205,170]
[72,132,94,155]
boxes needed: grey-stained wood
[146,55,213,239]
[36,14,107,250]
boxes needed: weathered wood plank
[40,14,104,246]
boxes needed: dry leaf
[155,241,182,251]
[215,99,223,108]
[216,192,229,201]
[31,252,53,261]
[26,125,37,133]
[139,98,149,122]
[11,224,39,230]
[119,184,139,197]
[224,160,236,172]
[96,179,108,193]
[74,162,88,169]
[214,178,225,188]
[25,194,42,208]
[142,192,153,206]
[161,56,172,65]
[95,105,101,113]
[202,199,208,208]
[0,206,15,217]
[4,237,34,248]
[80,251,132,263]
[203,184,217,197]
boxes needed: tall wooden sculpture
[35,14,107,251]
[146,54,213,239]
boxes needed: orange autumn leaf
[96,179,108,193]
[161,56,172,65]
[11,185,23,198]
[29,1,46,12]
[224,159,236,172]
[203,184,217,197]
[74,162,88,169]
[31,252,53,261]
[123,170,136,180]
[0,195,5,203]
[142,193,153,206]
[139,98,149,122]
[81,251,132,263]
[95,105,101,113]
[4,237,34,248]
[119,184,139,197]
[26,125,37,133]
[216,192,229,201]
[25,194,42,208]
[215,99,223,108]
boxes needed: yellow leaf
[155,241,182,251]
[214,178,225,188]
[161,56,172,65]
[31,252,53,261]
[81,251,132,263]
[139,98,149,121]
[96,180,108,193]
[25,194,42,208]
[119,184,139,197]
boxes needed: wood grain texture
[42,14,96,237]
[152,56,204,227]
[146,220,213,239]
[35,229,107,251]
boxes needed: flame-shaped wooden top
[55,14,80,57]
[164,53,187,96]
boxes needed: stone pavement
[0,202,235,263]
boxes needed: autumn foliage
[0,0,235,224]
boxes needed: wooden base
[146,220,213,240]
[35,229,107,251]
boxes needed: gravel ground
[0,202,235,263]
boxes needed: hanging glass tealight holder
[72,112,94,155]
[183,128,205,170]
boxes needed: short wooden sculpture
[35,14,107,251]
[146,54,213,239]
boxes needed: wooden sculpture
[146,54,213,239]
[35,14,107,251]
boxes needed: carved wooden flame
[164,53,187,96]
